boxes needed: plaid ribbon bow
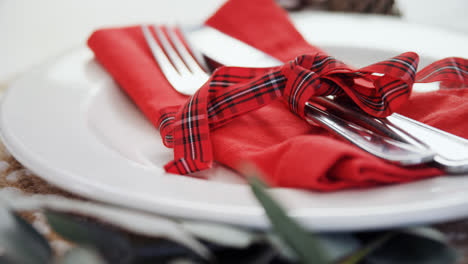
[158,53,468,175]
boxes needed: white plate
[2,13,468,231]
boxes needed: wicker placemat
[0,141,75,255]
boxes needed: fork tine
[175,27,211,73]
[153,25,191,76]
[142,24,210,95]
[141,25,181,83]
[167,26,210,76]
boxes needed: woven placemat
[0,140,75,255]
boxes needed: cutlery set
[141,24,468,174]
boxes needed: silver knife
[186,26,468,173]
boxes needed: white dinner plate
[2,13,468,231]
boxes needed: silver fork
[140,24,436,167]
[141,25,209,95]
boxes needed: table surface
[1,0,468,262]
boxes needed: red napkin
[88,0,468,191]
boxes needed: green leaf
[264,233,298,261]
[61,247,107,264]
[247,174,330,264]
[45,211,133,264]
[1,190,211,260]
[0,207,52,264]
[364,227,459,264]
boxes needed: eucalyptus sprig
[0,176,460,264]
[244,167,459,264]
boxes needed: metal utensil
[313,96,468,173]
[304,101,434,165]
[141,25,209,95]
[387,114,468,174]
[186,26,468,174]
[141,24,436,166]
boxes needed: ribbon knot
[281,52,420,118]
[281,54,349,118]
[159,53,468,175]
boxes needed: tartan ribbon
[159,53,468,175]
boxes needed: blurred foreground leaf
[0,207,51,264]
[47,211,210,264]
[0,178,458,264]
[1,189,210,260]
[45,211,133,264]
[248,175,329,264]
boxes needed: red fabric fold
[205,0,325,62]
[163,52,439,175]
[87,0,468,191]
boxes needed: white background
[1,0,467,83]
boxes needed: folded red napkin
[88,0,468,191]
